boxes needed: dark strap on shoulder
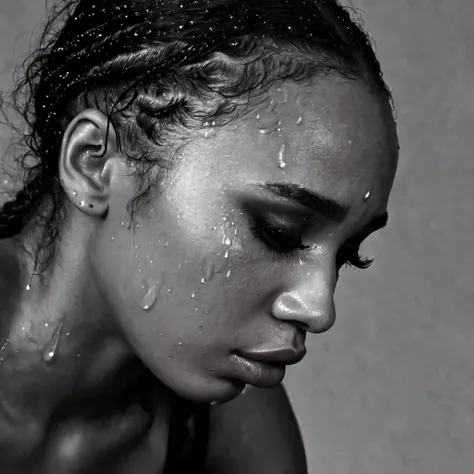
[164,394,210,474]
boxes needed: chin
[170,375,246,405]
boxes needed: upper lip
[235,347,307,366]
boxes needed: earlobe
[59,109,119,217]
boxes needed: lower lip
[230,354,286,388]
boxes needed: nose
[271,268,336,334]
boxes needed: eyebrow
[255,182,389,231]
[255,182,349,223]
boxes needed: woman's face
[92,75,398,403]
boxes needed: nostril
[290,321,310,333]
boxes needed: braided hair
[0,0,392,272]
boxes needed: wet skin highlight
[0,74,398,472]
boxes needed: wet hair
[0,0,392,272]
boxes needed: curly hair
[0,0,392,273]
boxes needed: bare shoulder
[205,384,308,474]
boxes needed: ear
[59,109,123,217]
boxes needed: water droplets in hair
[140,279,163,311]
[42,320,64,364]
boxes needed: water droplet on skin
[160,333,164,337]
[259,121,281,135]
[140,280,163,311]
[26,284,31,291]
[42,320,64,364]
[224,237,232,246]
[191,293,195,298]
[241,385,249,395]
[296,94,301,108]
[226,269,231,278]
[201,258,215,282]
[296,116,303,125]
[79,201,85,207]
[178,341,183,346]
[0,340,9,354]
[204,127,217,139]
[278,143,287,169]
[348,139,352,145]
[210,401,218,406]
[224,249,229,258]
[44,323,49,327]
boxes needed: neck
[8,223,164,421]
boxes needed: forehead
[177,75,398,210]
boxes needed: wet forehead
[182,76,397,207]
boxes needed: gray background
[0,1,472,473]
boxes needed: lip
[235,346,307,366]
[230,346,306,388]
[230,353,286,388]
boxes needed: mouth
[236,347,307,366]
[230,346,306,388]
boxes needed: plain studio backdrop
[0,1,473,473]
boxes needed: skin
[0,74,398,473]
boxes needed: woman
[0,0,399,472]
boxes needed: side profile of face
[64,75,398,403]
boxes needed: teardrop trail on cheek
[140,279,163,311]
[201,258,215,283]
[42,320,64,364]
[278,142,287,169]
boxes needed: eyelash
[250,220,373,270]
